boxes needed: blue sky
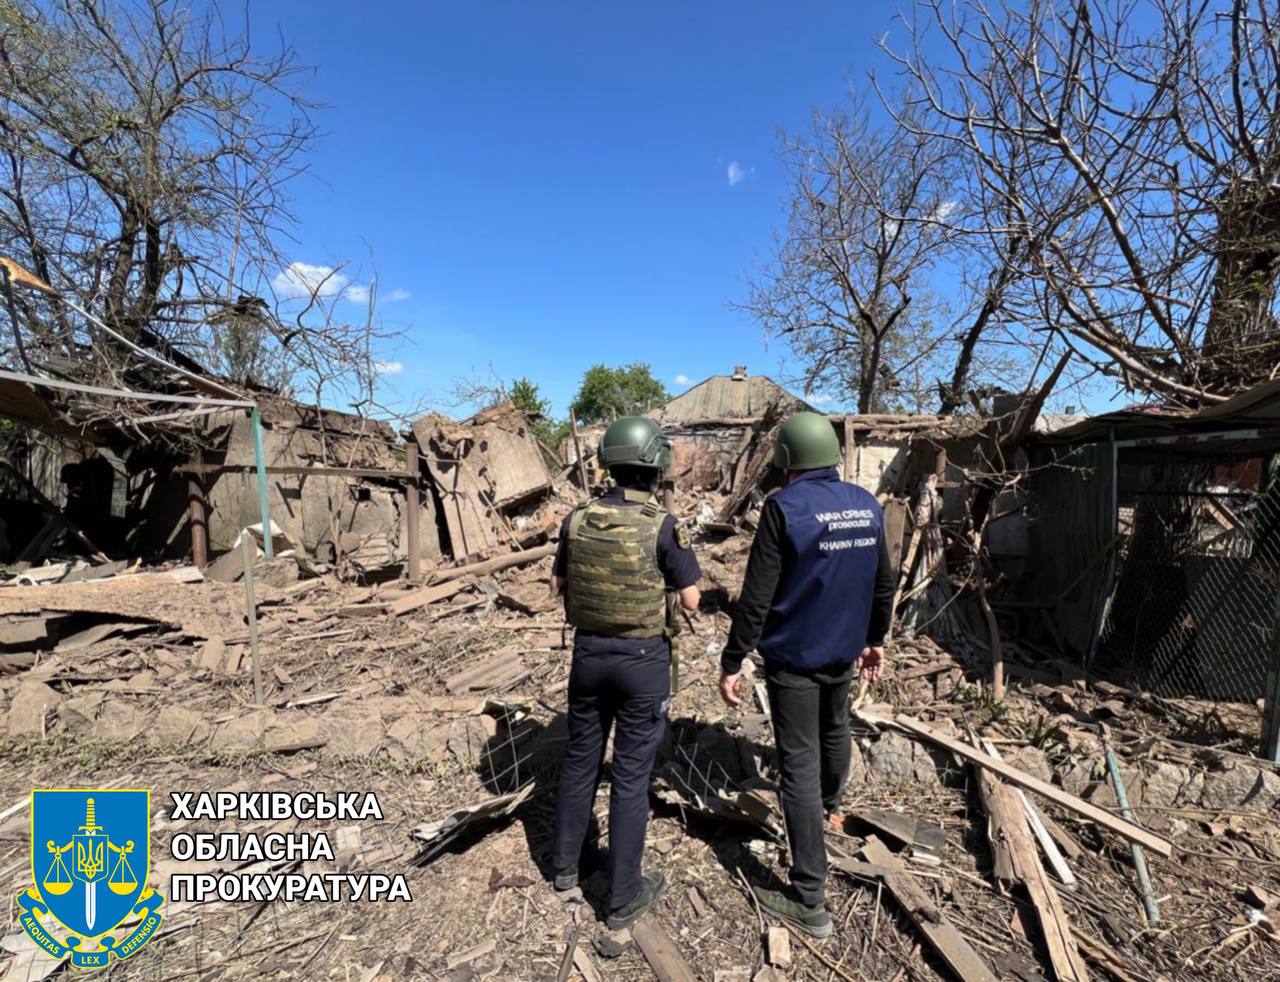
[252,2,926,417]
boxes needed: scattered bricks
[447,714,499,767]
[868,731,941,787]
[198,636,226,673]
[95,699,148,742]
[57,692,104,733]
[1143,760,1192,808]
[1200,763,1266,811]
[209,709,269,750]
[1005,745,1054,785]
[334,825,362,870]
[153,705,213,746]
[385,714,452,762]
[7,681,62,736]
[765,926,791,969]
[320,704,385,758]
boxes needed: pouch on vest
[565,492,667,639]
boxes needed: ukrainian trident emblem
[17,791,164,969]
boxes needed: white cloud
[809,394,835,405]
[272,262,349,300]
[674,374,691,385]
[931,199,958,222]
[375,360,404,376]
[343,283,372,305]
[272,263,411,306]
[727,161,754,187]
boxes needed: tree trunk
[1204,181,1280,389]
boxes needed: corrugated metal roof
[651,373,812,425]
[1040,377,1280,444]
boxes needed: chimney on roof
[731,365,747,380]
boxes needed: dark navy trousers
[552,632,670,911]
[766,660,855,906]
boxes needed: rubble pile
[0,493,1275,981]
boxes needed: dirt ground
[1,532,1278,981]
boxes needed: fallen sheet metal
[410,785,534,860]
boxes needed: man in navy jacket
[720,412,893,938]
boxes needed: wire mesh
[1096,452,1280,718]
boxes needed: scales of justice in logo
[17,790,165,970]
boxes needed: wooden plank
[983,740,1076,887]
[444,649,526,694]
[893,715,1173,857]
[427,542,557,586]
[1072,931,1144,982]
[405,440,421,583]
[843,416,855,482]
[976,762,1089,981]
[850,808,943,865]
[179,463,416,480]
[632,918,696,982]
[387,579,469,617]
[861,836,998,982]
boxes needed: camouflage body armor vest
[565,490,668,638]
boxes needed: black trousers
[765,660,854,906]
[552,633,670,911]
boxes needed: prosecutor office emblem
[17,790,164,969]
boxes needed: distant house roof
[1040,377,1280,445]
[650,367,814,426]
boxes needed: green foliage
[509,376,551,419]
[507,376,563,449]
[570,363,669,425]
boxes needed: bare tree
[0,0,382,404]
[741,99,951,413]
[887,0,1280,406]
[742,95,1031,414]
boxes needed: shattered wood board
[861,835,998,982]
[0,579,260,640]
[410,785,534,849]
[850,808,944,864]
[412,406,550,559]
[631,919,697,982]
[0,616,54,648]
[445,649,526,694]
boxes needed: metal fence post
[250,406,273,559]
[1265,628,1280,763]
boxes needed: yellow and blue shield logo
[17,790,164,969]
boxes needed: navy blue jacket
[722,468,894,674]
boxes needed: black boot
[606,871,667,930]
[752,885,833,939]
[553,864,579,892]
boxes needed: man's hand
[719,672,742,708]
[859,646,885,682]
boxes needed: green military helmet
[597,416,672,473]
[773,411,841,470]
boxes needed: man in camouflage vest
[550,416,702,929]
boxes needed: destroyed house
[648,366,814,491]
[1019,380,1280,757]
[0,370,444,578]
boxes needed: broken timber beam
[861,835,998,982]
[975,750,1089,981]
[426,542,557,586]
[387,579,470,617]
[893,715,1173,858]
[631,918,696,982]
[982,740,1076,887]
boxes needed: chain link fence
[1095,449,1280,756]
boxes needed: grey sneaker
[752,885,833,939]
[606,871,667,930]
[553,864,578,892]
